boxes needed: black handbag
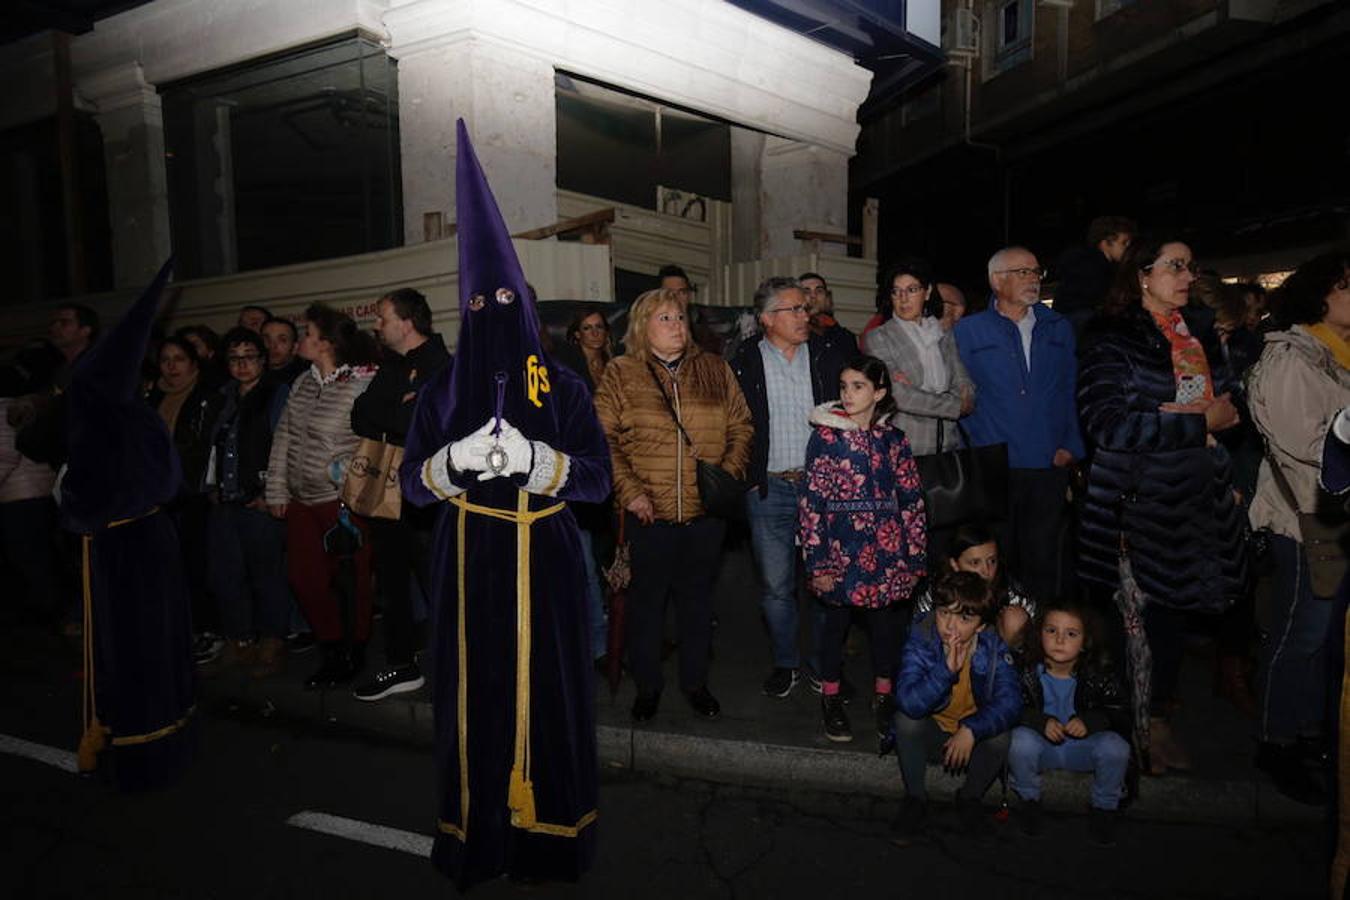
[648,365,748,520]
[912,424,1009,531]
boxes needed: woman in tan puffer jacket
[594,287,753,723]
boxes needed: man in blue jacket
[954,247,1084,603]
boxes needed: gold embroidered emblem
[525,355,550,408]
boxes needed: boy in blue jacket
[892,570,1021,840]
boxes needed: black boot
[304,642,344,691]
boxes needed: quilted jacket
[1076,306,1246,611]
[593,347,752,523]
[265,364,375,506]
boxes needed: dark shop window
[161,32,402,279]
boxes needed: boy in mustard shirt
[891,570,1021,841]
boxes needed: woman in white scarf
[860,259,974,456]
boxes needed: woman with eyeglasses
[204,327,293,675]
[1077,237,1246,776]
[860,259,975,457]
[1246,251,1350,805]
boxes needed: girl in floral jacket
[799,354,927,746]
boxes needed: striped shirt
[760,339,815,472]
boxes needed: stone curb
[201,670,1320,826]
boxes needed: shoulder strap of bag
[1262,435,1301,515]
[647,363,695,451]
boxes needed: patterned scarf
[1150,309,1213,401]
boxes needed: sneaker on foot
[762,667,799,698]
[806,671,857,703]
[1088,807,1117,846]
[800,667,823,694]
[822,695,852,742]
[890,797,928,843]
[352,664,426,701]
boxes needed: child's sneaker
[1088,807,1118,846]
[954,797,995,841]
[822,695,852,742]
[1016,799,1044,838]
[890,797,928,844]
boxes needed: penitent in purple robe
[399,121,612,889]
[61,259,196,791]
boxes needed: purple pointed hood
[62,258,183,530]
[444,120,561,444]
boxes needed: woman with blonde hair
[594,287,753,723]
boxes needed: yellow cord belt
[78,506,195,772]
[438,490,596,841]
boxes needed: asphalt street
[0,684,1328,900]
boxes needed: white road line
[0,733,79,773]
[285,810,434,858]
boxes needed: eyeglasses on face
[226,353,262,365]
[766,304,809,316]
[993,267,1047,280]
[1144,258,1199,276]
[654,312,685,324]
[890,284,927,297]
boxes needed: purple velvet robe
[401,359,612,887]
[61,259,196,790]
[398,120,611,889]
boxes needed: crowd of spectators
[2,225,1348,849]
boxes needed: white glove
[447,418,499,474]
[477,419,533,481]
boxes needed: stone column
[759,137,849,260]
[80,61,172,288]
[390,35,557,243]
[729,127,765,263]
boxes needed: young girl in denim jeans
[1009,599,1132,845]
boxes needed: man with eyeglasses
[954,246,1085,604]
[205,326,293,677]
[731,276,852,698]
[799,271,858,354]
[350,287,452,701]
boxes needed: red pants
[285,500,373,643]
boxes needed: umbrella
[1113,552,1153,778]
[324,505,365,651]
[601,514,630,696]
